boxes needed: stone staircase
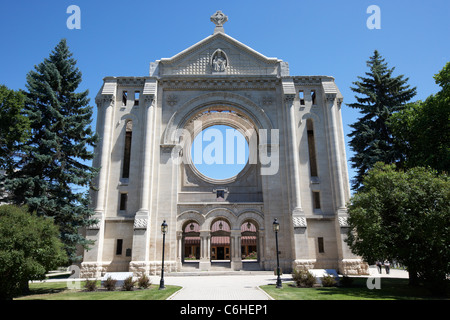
[168,260,267,276]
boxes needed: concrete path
[36,267,409,300]
[150,267,409,300]
[155,272,280,300]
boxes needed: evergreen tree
[4,39,98,262]
[347,50,416,190]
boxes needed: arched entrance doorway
[210,219,231,261]
[241,220,258,260]
[182,221,200,262]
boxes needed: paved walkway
[160,272,279,300]
[151,267,409,300]
[37,267,409,300]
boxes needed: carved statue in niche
[212,49,227,72]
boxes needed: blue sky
[0,0,449,185]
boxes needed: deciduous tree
[346,163,449,294]
[0,205,67,300]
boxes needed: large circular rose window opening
[190,124,249,180]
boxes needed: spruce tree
[347,50,416,190]
[4,39,98,262]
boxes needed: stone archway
[182,220,200,262]
[240,220,258,261]
[210,218,231,262]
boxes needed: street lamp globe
[161,220,168,234]
[273,218,280,232]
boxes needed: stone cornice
[161,77,279,90]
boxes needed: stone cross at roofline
[211,10,228,34]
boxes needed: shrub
[84,279,98,291]
[103,276,117,291]
[321,274,337,287]
[137,273,151,289]
[292,269,316,288]
[122,276,136,291]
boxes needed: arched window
[306,119,318,177]
[122,120,133,179]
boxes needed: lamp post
[273,218,282,289]
[159,220,168,290]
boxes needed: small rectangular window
[122,123,132,179]
[116,239,123,255]
[122,91,128,106]
[120,193,128,211]
[125,248,132,257]
[313,191,321,209]
[311,90,316,105]
[299,91,305,105]
[307,125,318,177]
[318,237,324,253]
[134,91,139,106]
[216,189,225,201]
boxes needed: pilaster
[230,230,242,270]
[130,82,156,269]
[199,231,211,270]
[81,86,116,277]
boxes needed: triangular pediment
[156,32,283,76]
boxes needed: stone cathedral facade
[80,11,368,277]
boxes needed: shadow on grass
[16,281,182,300]
[262,277,448,300]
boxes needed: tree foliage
[346,163,450,293]
[347,50,416,190]
[0,205,67,300]
[0,85,30,172]
[2,39,98,262]
[390,62,450,172]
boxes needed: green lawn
[15,281,181,300]
[260,278,447,300]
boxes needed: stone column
[324,94,346,211]
[324,94,368,275]
[231,230,242,270]
[258,231,265,267]
[94,95,115,214]
[137,95,155,215]
[285,94,303,214]
[283,79,308,272]
[81,94,114,278]
[129,94,154,275]
[199,231,211,270]
[176,231,183,270]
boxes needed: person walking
[376,260,383,274]
[384,260,390,274]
